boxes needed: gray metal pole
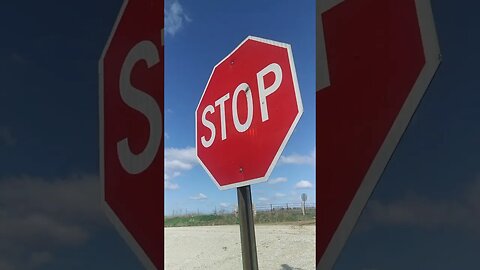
[237,185,259,270]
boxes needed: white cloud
[0,174,107,269]
[10,53,28,65]
[359,178,480,233]
[220,203,230,208]
[274,193,286,198]
[164,147,198,189]
[364,196,472,230]
[0,174,105,225]
[164,180,179,190]
[165,1,191,36]
[165,147,197,162]
[279,150,315,166]
[165,159,193,170]
[268,177,288,184]
[190,193,207,200]
[258,197,269,202]
[295,180,313,189]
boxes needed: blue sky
[164,0,316,215]
[0,0,479,269]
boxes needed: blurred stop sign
[316,0,441,268]
[99,0,163,268]
[196,36,303,190]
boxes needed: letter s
[117,40,162,175]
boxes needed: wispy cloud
[258,197,269,202]
[164,180,179,190]
[359,177,480,233]
[190,193,207,200]
[165,159,193,170]
[295,180,313,189]
[279,149,315,166]
[268,177,288,184]
[165,1,192,36]
[165,147,197,166]
[0,126,16,147]
[274,192,286,198]
[164,146,198,190]
[0,174,106,269]
[10,53,28,65]
[220,202,230,208]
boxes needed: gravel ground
[164,224,315,270]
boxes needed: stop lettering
[200,62,282,147]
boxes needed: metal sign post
[237,185,259,270]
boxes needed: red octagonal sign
[316,0,440,269]
[196,36,303,190]
[99,0,163,269]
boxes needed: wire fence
[255,202,316,212]
[168,202,316,217]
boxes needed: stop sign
[316,0,440,268]
[196,36,303,190]
[99,0,163,268]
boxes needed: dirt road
[164,224,315,270]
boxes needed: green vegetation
[164,213,238,227]
[164,209,316,227]
[255,209,316,225]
